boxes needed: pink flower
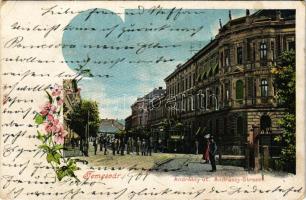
[51,84,62,97]
[44,122,53,134]
[54,126,68,144]
[44,118,61,134]
[40,102,57,117]
[47,114,54,122]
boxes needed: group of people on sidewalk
[202,135,217,172]
[92,133,218,172]
[92,136,154,156]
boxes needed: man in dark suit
[209,136,217,172]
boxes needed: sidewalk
[76,146,246,176]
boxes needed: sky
[62,8,253,120]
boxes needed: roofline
[164,38,218,82]
[164,9,295,82]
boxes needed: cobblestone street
[77,146,248,176]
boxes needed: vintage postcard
[0,1,305,200]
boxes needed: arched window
[201,93,206,110]
[214,87,219,110]
[260,79,268,97]
[236,116,244,135]
[260,115,272,133]
[236,80,244,100]
[237,47,243,64]
[225,49,230,67]
[260,42,267,60]
[209,90,213,108]
[225,83,230,105]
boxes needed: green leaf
[37,131,45,142]
[67,159,78,171]
[54,144,64,151]
[39,144,50,152]
[53,153,62,165]
[56,168,66,181]
[54,162,79,181]
[66,168,75,176]
[67,159,74,166]
[46,153,54,163]
[55,166,70,181]
[35,114,44,125]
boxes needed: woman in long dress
[203,138,210,163]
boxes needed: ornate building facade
[148,9,295,155]
[125,87,166,131]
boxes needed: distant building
[98,119,124,136]
[126,87,166,131]
[125,115,133,132]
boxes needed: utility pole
[85,109,89,156]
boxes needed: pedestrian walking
[130,138,134,154]
[116,138,120,154]
[203,138,210,163]
[99,136,103,151]
[127,137,132,154]
[147,137,153,156]
[195,139,199,155]
[103,136,108,155]
[111,138,116,155]
[120,138,125,156]
[141,139,146,156]
[136,137,141,155]
[93,139,97,155]
[158,139,162,152]
[209,136,217,172]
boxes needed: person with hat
[209,136,217,172]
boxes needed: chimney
[246,9,250,16]
[229,10,232,20]
[219,19,222,29]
